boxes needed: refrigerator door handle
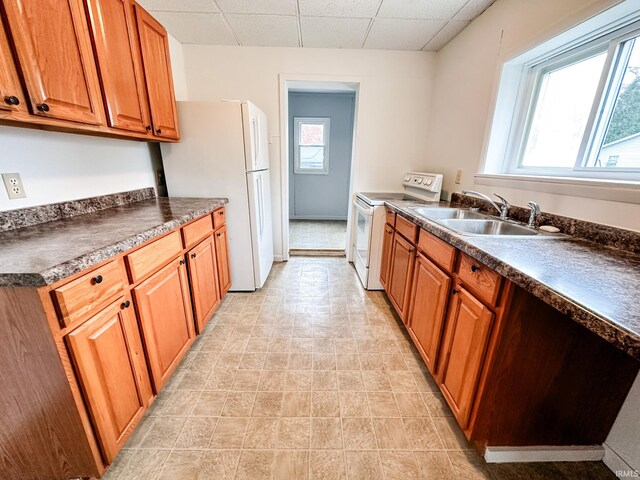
[257,175,264,238]
[251,117,259,170]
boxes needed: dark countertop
[385,200,640,361]
[0,197,228,287]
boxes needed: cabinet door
[0,15,26,113]
[84,0,150,133]
[408,253,451,375]
[66,296,152,462]
[133,257,195,391]
[1,0,104,124]
[187,235,221,333]
[134,4,179,140]
[380,224,394,289]
[439,286,494,429]
[387,232,415,322]
[214,225,232,296]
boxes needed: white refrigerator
[161,101,274,291]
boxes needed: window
[294,117,330,174]
[489,14,640,181]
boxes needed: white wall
[426,0,639,472]
[425,0,640,232]
[181,45,436,258]
[168,34,189,101]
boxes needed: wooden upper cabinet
[84,0,150,133]
[1,0,104,124]
[380,224,394,289]
[214,225,232,296]
[187,235,221,333]
[0,14,26,113]
[408,253,452,375]
[66,296,152,462]
[439,286,495,429]
[133,257,194,391]
[387,231,416,322]
[134,4,179,140]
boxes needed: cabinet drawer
[456,253,503,307]
[126,231,182,283]
[53,260,126,327]
[395,215,418,244]
[182,215,213,248]
[418,229,456,273]
[385,208,396,227]
[213,207,226,229]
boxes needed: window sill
[473,173,640,204]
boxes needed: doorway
[287,91,356,255]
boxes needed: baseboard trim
[289,249,346,257]
[289,216,348,221]
[603,443,638,476]
[273,255,284,262]
[484,446,605,463]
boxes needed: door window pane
[300,123,325,146]
[294,117,330,174]
[521,51,607,168]
[299,146,325,170]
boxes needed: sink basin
[437,219,555,237]
[412,207,489,220]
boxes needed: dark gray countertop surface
[385,200,640,361]
[0,197,227,287]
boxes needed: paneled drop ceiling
[137,0,496,51]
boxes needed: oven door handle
[354,198,374,216]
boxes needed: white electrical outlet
[2,173,26,199]
[454,169,463,184]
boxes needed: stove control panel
[402,172,443,193]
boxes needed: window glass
[299,146,325,170]
[293,117,330,174]
[300,123,325,146]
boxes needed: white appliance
[353,172,443,290]
[161,101,273,291]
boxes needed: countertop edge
[0,199,228,288]
[385,201,640,361]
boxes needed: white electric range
[352,172,443,290]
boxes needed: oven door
[353,197,373,286]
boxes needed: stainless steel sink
[412,207,489,220]
[437,219,553,237]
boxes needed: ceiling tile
[300,17,370,49]
[453,0,496,21]
[226,14,299,47]
[364,18,444,50]
[216,0,296,15]
[422,20,468,51]
[137,0,218,13]
[150,12,237,44]
[298,0,381,18]
[377,0,467,20]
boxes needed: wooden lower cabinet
[380,223,394,288]
[66,295,152,462]
[387,231,415,322]
[407,253,451,375]
[133,256,195,391]
[438,286,495,429]
[214,225,232,295]
[188,235,221,333]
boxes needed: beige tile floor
[289,221,347,250]
[103,257,615,480]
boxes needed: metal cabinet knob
[92,275,103,284]
[4,96,19,106]
[179,259,185,265]
[36,103,50,112]
[121,300,131,309]
[471,265,480,273]
[146,125,151,131]
[191,253,196,258]
[216,232,221,237]
[156,128,162,134]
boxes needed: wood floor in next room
[102,257,615,480]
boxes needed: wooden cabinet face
[187,236,220,333]
[408,253,451,374]
[66,296,151,462]
[387,232,415,322]
[134,4,178,140]
[380,224,394,289]
[0,15,26,113]
[133,257,195,391]
[439,286,495,429]
[84,0,150,133]
[214,225,232,295]
[2,0,104,124]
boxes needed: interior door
[1,0,104,124]
[246,169,274,288]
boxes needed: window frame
[293,117,331,175]
[503,20,640,180]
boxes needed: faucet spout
[461,190,507,218]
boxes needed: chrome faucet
[461,190,510,220]
[527,201,541,228]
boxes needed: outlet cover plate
[2,173,26,199]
